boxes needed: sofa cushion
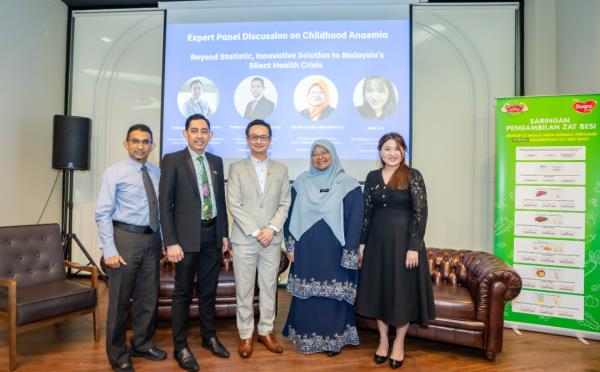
[433,283,475,320]
[215,278,236,297]
[408,321,485,348]
[159,265,239,298]
[11,280,96,326]
[429,316,485,332]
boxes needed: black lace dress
[355,168,435,327]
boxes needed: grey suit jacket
[227,157,291,245]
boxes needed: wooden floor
[1,280,599,371]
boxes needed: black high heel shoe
[326,351,340,357]
[373,354,388,364]
[389,358,404,369]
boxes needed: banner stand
[495,94,600,341]
[505,321,600,341]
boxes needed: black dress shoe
[202,336,230,358]
[374,354,388,364]
[326,351,340,357]
[389,358,404,369]
[131,346,167,361]
[112,359,135,372]
[174,347,200,372]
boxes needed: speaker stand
[61,169,108,284]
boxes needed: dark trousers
[172,223,221,351]
[106,228,162,365]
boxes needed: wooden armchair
[0,224,99,370]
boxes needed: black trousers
[106,227,161,365]
[171,223,221,351]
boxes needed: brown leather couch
[357,248,522,360]
[158,251,289,320]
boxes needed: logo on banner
[572,100,597,114]
[501,102,528,114]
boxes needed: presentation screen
[161,2,411,179]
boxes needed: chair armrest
[278,251,290,276]
[0,278,17,320]
[161,256,175,270]
[0,278,16,289]
[462,252,522,321]
[64,261,98,289]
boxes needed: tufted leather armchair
[357,248,522,360]
[0,224,99,370]
[157,250,290,320]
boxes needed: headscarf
[288,139,359,245]
[306,79,330,120]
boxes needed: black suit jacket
[159,148,228,252]
[243,96,275,119]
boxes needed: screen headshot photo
[234,76,277,120]
[178,77,220,118]
[354,76,398,120]
[294,75,338,121]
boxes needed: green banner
[495,94,600,338]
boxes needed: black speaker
[52,115,92,170]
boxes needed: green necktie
[197,155,213,219]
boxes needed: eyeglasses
[248,135,270,142]
[311,151,331,158]
[128,138,152,145]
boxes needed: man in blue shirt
[96,124,167,372]
[182,79,213,117]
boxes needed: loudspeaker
[52,115,92,170]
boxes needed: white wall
[525,0,600,95]
[0,0,68,226]
[70,11,164,264]
[413,5,517,252]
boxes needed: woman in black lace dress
[355,132,435,369]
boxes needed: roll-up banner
[495,94,600,340]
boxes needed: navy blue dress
[283,186,363,354]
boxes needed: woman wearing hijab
[282,139,363,356]
[299,79,335,121]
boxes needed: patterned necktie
[197,155,213,219]
[141,165,159,232]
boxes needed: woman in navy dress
[356,132,435,369]
[283,139,363,355]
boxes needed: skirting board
[505,321,600,341]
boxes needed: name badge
[320,188,330,193]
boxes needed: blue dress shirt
[183,98,211,117]
[95,157,160,259]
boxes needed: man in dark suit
[159,114,230,372]
[243,77,275,119]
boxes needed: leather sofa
[357,248,522,360]
[158,251,289,320]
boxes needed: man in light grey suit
[227,119,291,359]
